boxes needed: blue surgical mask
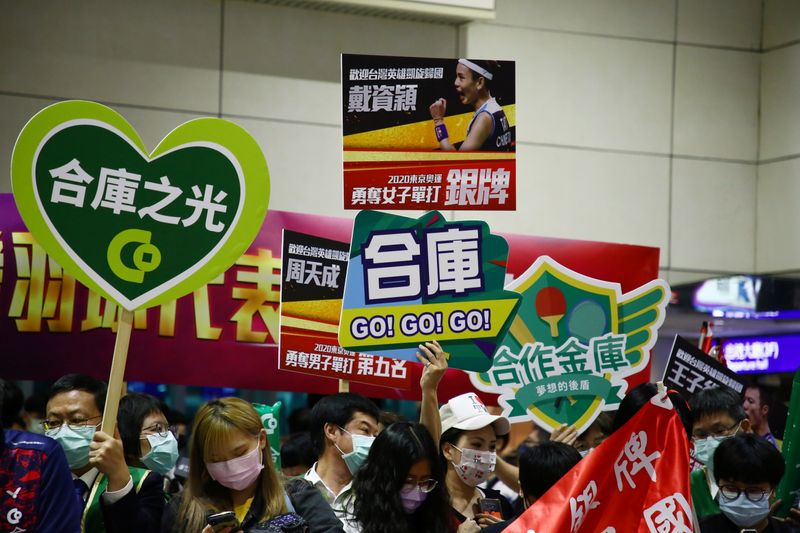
[693,435,728,466]
[45,424,96,469]
[719,493,771,527]
[335,427,375,475]
[579,447,593,458]
[141,432,179,475]
[693,421,742,466]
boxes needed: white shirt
[72,467,133,505]
[304,462,360,533]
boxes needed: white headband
[458,59,493,80]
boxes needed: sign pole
[101,309,134,435]
[338,379,350,393]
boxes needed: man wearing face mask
[305,393,380,533]
[45,374,165,533]
[689,387,751,521]
[700,433,799,532]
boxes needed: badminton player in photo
[429,59,513,152]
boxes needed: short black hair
[118,393,163,459]
[689,387,746,424]
[23,393,48,417]
[288,407,311,434]
[309,393,380,455]
[614,383,658,431]
[590,412,614,436]
[1,380,23,428]
[713,433,785,487]
[48,374,107,414]
[613,383,693,440]
[519,441,581,499]
[163,406,188,426]
[280,432,317,469]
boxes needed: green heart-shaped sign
[11,100,269,311]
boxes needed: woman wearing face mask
[700,433,798,533]
[161,397,344,533]
[439,393,512,532]
[352,422,451,533]
[118,393,179,478]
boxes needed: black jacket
[96,471,165,533]
[162,478,345,533]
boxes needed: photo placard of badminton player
[430,59,513,152]
[342,54,515,211]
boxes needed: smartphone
[478,497,502,519]
[206,511,240,532]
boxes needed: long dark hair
[353,422,451,533]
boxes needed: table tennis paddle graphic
[536,286,566,337]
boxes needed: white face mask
[450,445,496,487]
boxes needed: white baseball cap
[439,393,510,437]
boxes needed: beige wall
[757,0,800,272]
[1,0,789,281]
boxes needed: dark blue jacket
[0,429,81,532]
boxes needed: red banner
[343,156,516,210]
[0,193,659,400]
[506,396,692,533]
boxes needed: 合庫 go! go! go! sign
[337,210,521,373]
[471,256,670,435]
[11,100,269,311]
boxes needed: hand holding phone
[478,497,502,519]
[206,511,240,533]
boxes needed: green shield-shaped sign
[471,256,669,434]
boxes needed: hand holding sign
[11,100,270,433]
[417,340,448,391]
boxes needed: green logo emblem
[11,100,269,310]
[471,256,669,434]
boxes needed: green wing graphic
[617,281,669,370]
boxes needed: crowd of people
[1,342,798,533]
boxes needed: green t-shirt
[690,468,720,520]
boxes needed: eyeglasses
[139,422,176,440]
[719,484,771,503]
[42,415,102,432]
[402,478,438,493]
[692,420,742,440]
